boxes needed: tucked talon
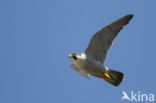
[104,73,111,80]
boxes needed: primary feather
[85,14,133,63]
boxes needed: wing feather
[85,14,133,63]
[70,64,90,79]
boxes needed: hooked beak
[68,53,75,58]
[68,54,73,58]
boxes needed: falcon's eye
[73,55,77,60]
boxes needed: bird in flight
[69,14,133,86]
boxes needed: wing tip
[121,14,134,27]
[127,14,134,17]
[125,14,134,21]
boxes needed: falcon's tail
[93,68,124,86]
[104,68,124,86]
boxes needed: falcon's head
[69,53,77,60]
[69,53,86,61]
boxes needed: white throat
[77,53,86,60]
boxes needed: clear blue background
[0,0,156,103]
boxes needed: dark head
[68,53,77,60]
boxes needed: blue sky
[0,0,156,103]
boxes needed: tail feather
[105,68,124,86]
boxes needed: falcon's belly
[75,59,105,76]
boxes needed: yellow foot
[104,73,111,80]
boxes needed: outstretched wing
[70,64,90,79]
[85,14,133,63]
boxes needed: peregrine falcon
[69,14,133,86]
